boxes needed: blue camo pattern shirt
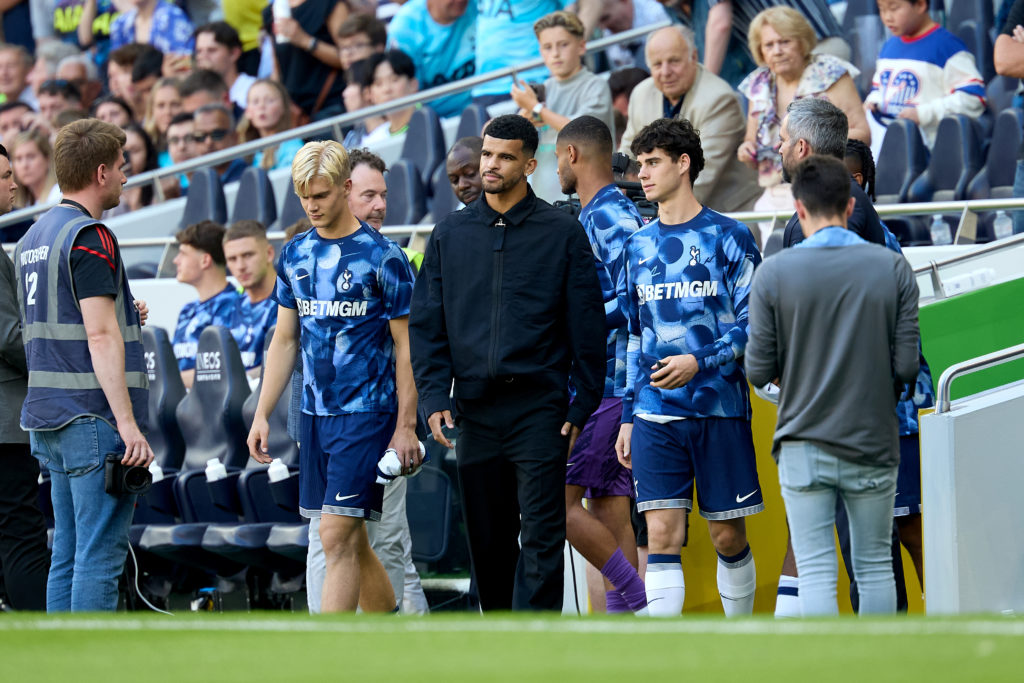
[230,295,279,370]
[274,223,414,416]
[173,284,242,371]
[618,207,761,421]
[881,227,935,435]
[578,184,644,398]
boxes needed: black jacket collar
[472,184,538,228]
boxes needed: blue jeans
[32,417,137,612]
[778,441,898,616]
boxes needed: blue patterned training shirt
[231,295,279,370]
[173,284,242,372]
[618,207,761,421]
[275,223,415,416]
[578,184,644,398]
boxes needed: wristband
[308,37,319,52]
[532,101,544,121]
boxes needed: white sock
[645,554,684,617]
[775,574,800,618]
[717,545,756,617]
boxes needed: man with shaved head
[618,25,759,213]
[445,136,482,207]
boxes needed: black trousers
[0,443,50,610]
[455,385,569,611]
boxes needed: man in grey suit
[0,142,48,611]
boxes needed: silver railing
[0,20,670,231]
[935,342,1024,413]
[913,231,1024,299]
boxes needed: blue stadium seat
[954,20,995,85]
[178,167,228,228]
[400,106,447,193]
[968,108,1024,200]
[456,103,489,141]
[843,7,886,97]
[126,262,158,279]
[430,162,460,221]
[406,466,453,563]
[138,326,252,577]
[384,159,427,225]
[230,166,278,227]
[907,115,983,203]
[987,76,1019,118]
[876,119,930,205]
[273,186,306,233]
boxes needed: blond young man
[247,141,419,613]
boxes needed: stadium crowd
[0,0,1016,616]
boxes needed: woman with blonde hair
[736,6,869,244]
[143,77,183,166]
[10,129,59,208]
[238,78,304,171]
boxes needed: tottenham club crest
[340,269,353,291]
[689,245,700,267]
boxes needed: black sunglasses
[192,128,230,142]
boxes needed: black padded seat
[230,166,278,226]
[179,167,227,228]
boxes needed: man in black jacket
[409,115,606,611]
[778,97,886,250]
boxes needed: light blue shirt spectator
[474,0,571,98]
[388,0,478,118]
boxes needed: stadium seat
[430,162,460,221]
[230,166,278,227]
[384,160,428,225]
[843,6,886,97]
[876,119,930,205]
[273,185,306,233]
[126,262,158,279]
[178,167,228,228]
[456,103,489,141]
[907,115,983,204]
[142,327,188,472]
[406,466,453,564]
[986,76,1019,119]
[138,326,252,575]
[399,106,447,193]
[953,20,995,84]
[968,108,1024,201]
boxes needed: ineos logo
[197,351,221,370]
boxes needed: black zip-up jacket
[409,187,606,429]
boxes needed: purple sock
[605,589,629,613]
[601,548,648,612]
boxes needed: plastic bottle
[205,458,227,482]
[993,210,1014,240]
[272,0,291,44]
[267,457,289,483]
[148,462,164,483]
[929,214,952,245]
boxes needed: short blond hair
[534,10,585,39]
[53,119,127,193]
[748,7,817,68]
[291,141,351,196]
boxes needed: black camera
[104,453,153,496]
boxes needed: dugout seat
[400,106,447,193]
[230,166,278,227]
[273,186,307,233]
[384,160,427,226]
[139,326,253,576]
[178,167,227,228]
[406,466,453,563]
[430,162,460,221]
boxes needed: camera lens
[123,465,153,495]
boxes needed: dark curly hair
[483,114,539,158]
[844,138,875,201]
[630,117,705,185]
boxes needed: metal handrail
[0,20,670,230]
[934,342,1024,413]
[912,231,1024,274]
[731,197,1024,225]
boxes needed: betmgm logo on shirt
[636,279,719,306]
[296,299,368,317]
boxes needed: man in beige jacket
[619,25,760,213]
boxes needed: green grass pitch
[1,614,1022,682]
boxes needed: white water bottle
[929,214,952,245]
[272,0,291,44]
[993,210,1014,240]
[267,457,289,483]
[148,462,164,483]
[205,458,227,482]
